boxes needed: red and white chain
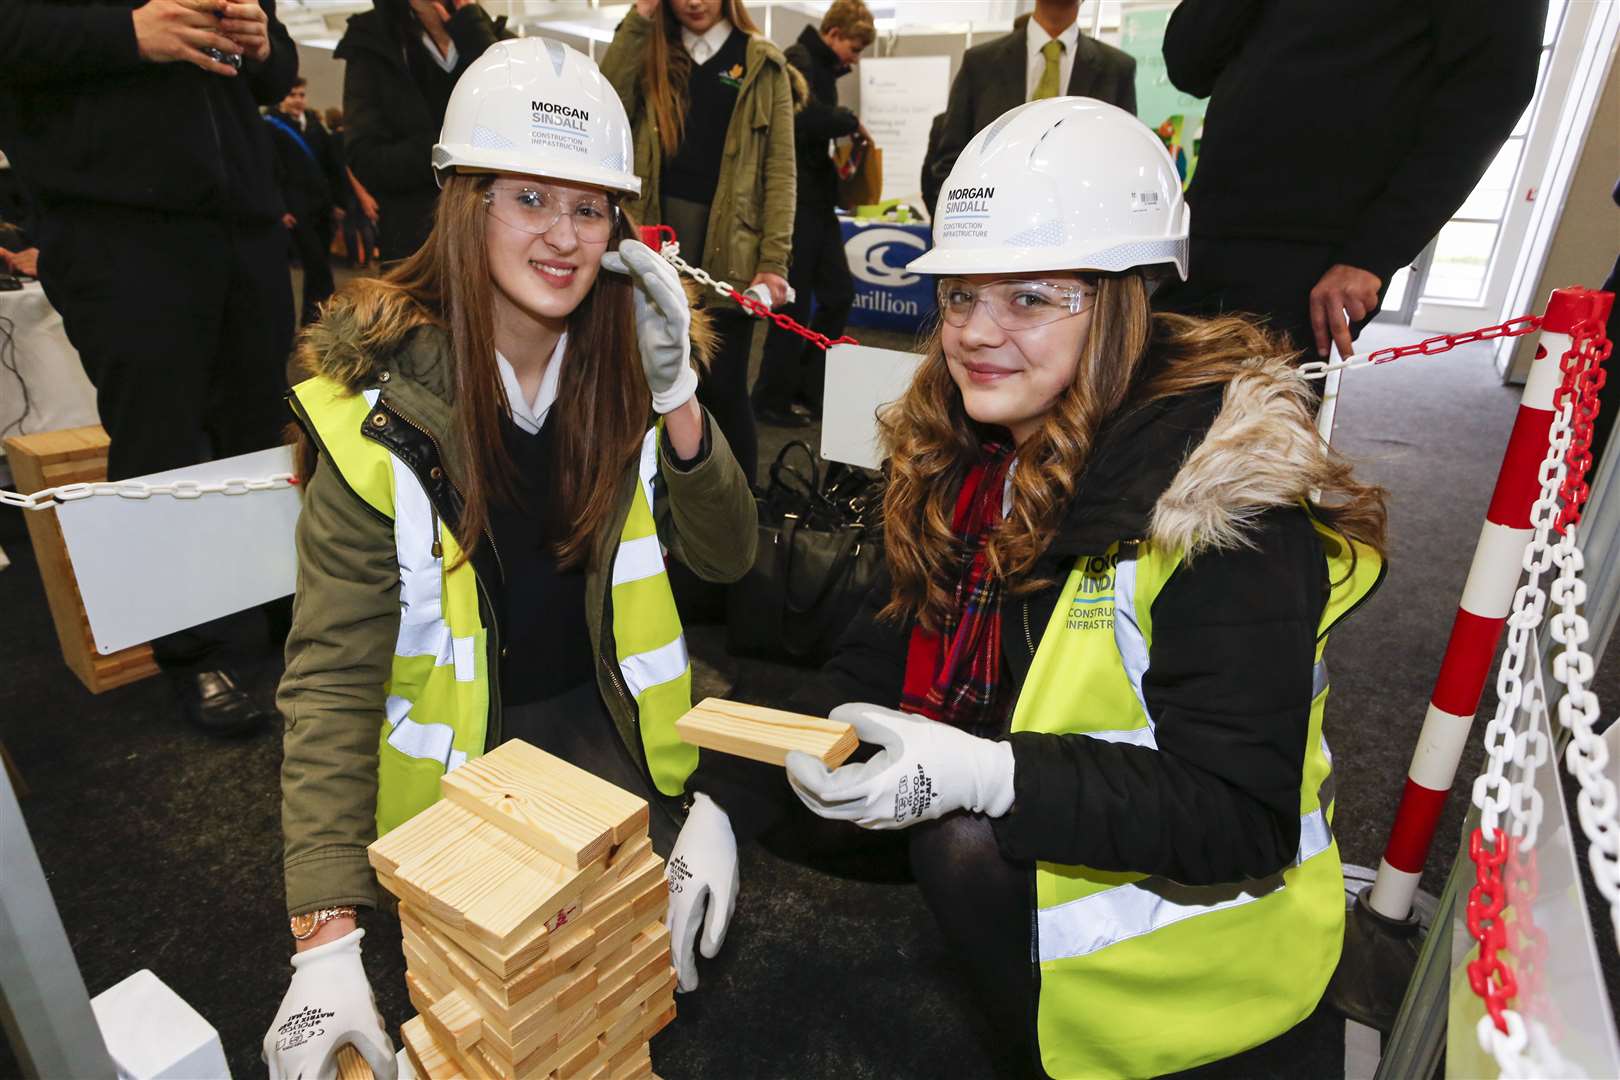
[0,473,296,511]
[1469,308,1615,1076]
[655,240,858,353]
[1296,315,1543,381]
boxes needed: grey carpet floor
[2,318,1616,1079]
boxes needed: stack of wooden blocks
[368,739,675,1080]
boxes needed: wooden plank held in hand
[2,426,159,693]
[335,1045,375,1080]
[441,739,649,869]
[674,698,858,767]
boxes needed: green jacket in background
[600,11,797,295]
[277,298,757,916]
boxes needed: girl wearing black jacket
[684,98,1390,1078]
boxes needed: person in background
[923,1,1136,217]
[0,0,299,737]
[336,0,509,262]
[1155,0,1547,360]
[267,77,340,324]
[751,0,873,428]
[322,107,383,268]
[602,0,797,485]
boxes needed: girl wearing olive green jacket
[602,0,798,484]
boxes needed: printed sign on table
[840,216,934,334]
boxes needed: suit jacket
[924,18,1136,214]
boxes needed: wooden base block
[401,1015,467,1080]
[674,698,858,767]
[2,426,159,694]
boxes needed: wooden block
[392,841,662,990]
[608,1049,652,1080]
[641,1000,676,1041]
[429,989,484,1053]
[674,698,857,767]
[370,798,608,953]
[400,1016,466,1080]
[441,739,648,870]
[2,426,159,694]
[335,1045,375,1080]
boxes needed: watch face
[290,912,317,936]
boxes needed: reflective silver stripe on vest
[389,454,476,683]
[1036,807,1334,963]
[384,694,468,773]
[1314,659,1329,699]
[1082,553,1159,749]
[613,534,666,586]
[620,636,689,698]
[615,428,687,699]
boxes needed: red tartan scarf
[900,442,1014,732]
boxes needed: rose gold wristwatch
[289,906,358,941]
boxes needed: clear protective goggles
[936,277,1097,331]
[482,182,620,245]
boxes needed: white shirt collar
[496,333,567,435]
[681,19,735,64]
[1025,15,1081,63]
[421,32,459,73]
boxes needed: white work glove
[664,792,738,992]
[601,238,699,414]
[262,928,397,1080]
[784,703,1017,830]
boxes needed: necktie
[1033,38,1064,100]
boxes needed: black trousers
[1154,235,1377,358]
[762,801,1041,1078]
[753,203,854,414]
[37,206,296,664]
[696,308,760,486]
[288,214,335,326]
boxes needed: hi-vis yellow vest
[291,376,698,837]
[1011,518,1382,1079]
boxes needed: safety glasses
[482,182,619,245]
[936,277,1097,331]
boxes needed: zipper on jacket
[1023,599,1036,658]
[388,402,506,581]
[430,505,443,559]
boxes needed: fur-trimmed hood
[1051,356,1330,559]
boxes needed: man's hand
[282,213,297,229]
[749,271,790,308]
[8,248,39,277]
[856,121,874,146]
[218,1,271,63]
[359,191,380,224]
[1309,263,1382,359]
[132,0,242,76]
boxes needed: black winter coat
[335,2,507,260]
[784,27,859,210]
[266,112,336,221]
[0,0,298,223]
[696,358,1379,889]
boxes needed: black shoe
[756,406,813,428]
[172,669,274,737]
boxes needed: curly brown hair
[878,270,1387,632]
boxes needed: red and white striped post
[1364,288,1594,920]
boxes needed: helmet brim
[907,239,1189,280]
[432,143,643,197]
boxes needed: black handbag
[726,442,886,667]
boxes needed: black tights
[763,807,1042,1077]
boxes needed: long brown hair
[879,270,1388,632]
[642,0,761,159]
[327,173,650,569]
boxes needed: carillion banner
[839,216,935,334]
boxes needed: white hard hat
[433,37,641,196]
[910,97,1189,279]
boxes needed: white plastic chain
[0,473,295,511]
[1472,345,1620,1075]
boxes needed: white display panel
[56,446,300,653]
[820,343,923,470]
[858,56,951,204]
